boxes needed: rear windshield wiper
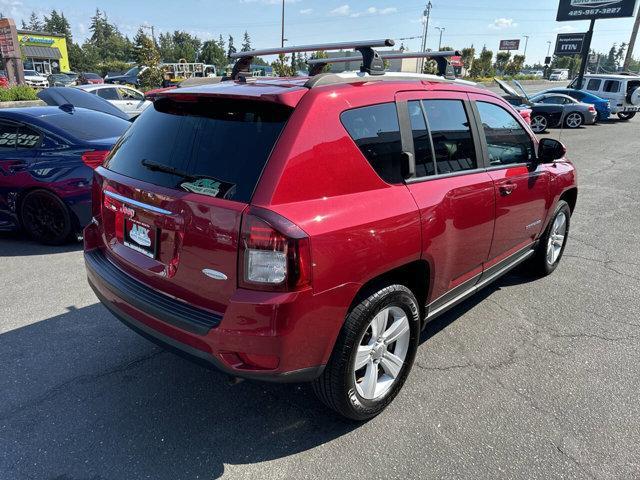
[141,159,196,180]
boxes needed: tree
[86,9,131,62]
[272,53,295,76]
[308,50,330,74]
[43,10,71,37]
[200,39,228,72]
[494,51,511,73]
[133,28,162,89]
[26,11,42,31]
[227,35,237,58]
[505,54,525,76]
[461,46,475,72]
[470,47,494,78]
[158,31,201,62]
[241,31,252,52]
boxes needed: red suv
[84,44,577,420]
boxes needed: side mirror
[538,138,566,163]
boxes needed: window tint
[97,88,120,100]
[0,122,17,149]
[603,80,620,93]
[16,126,41,149]
[476,102,534,166]
[586,79,602,91]
[422,100,477,174]
[408,101,435,177]
[341,103,404,183]
[44,110,129,141]
[105,97,291,203]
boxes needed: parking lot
[1,114,639,479]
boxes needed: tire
[564,112,584,129]
[526,200,571,277]
[20,190,73,245]
[312,284,421,421]
[530,114,548,133]
[617,112,636,121]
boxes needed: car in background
[494,79,564,133]
[47,73,77,87]
[569,73,640,121]
[74,84,152,118]
[0,106,130,244]
[549,69,569,81]
[104,66,147,86]
[529,93,598,128]
[540,87,611,121]
[23,69,48,88]
[78,72,104,85]
[37,87,131,121]
[514,105,532,125]
[0,71,9,89]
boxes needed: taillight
[588,105,596,112]
[238,207,312,292]
[82,150,110,169]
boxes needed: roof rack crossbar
[307,50,461,77]
[227,39,394,80]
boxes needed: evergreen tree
[241,31,252,52]
[26,11,42,31]
[201,39,228,72]
[227,35,237,58]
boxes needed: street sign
[556,0,638,21]
[499,39,520,51]
[554,32,587,56]
[545,56,552,65]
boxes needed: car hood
[37,87,130,121]
[494,78,521,98]
[512,80,530,101]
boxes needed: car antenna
[307,50,461,77]
[226,39,395,80]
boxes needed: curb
[0,100,46,109]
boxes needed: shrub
[138,67,164,91]
[0,85,39,102]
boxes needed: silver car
[528,93,598,128]
[73,84,152,118]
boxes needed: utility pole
[281,0,286,47]
[575,19,595,89]
[623,5,640,71]
[545,41,552,78]
[141,24,156,46]
[418,1,432,73]
[435,27,445,50]
[523,35,530,58]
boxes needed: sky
[1,0,639,65]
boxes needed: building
[17,30,69,74]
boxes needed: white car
[23,69,48,88]
[569,73,640,121]
[549,69,569,81]
[74,84,152,118]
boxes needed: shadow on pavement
[0,303,356,479]
[0,231,83,257]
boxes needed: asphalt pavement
[1,115,639,479]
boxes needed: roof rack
[307,50,461,77]
[227,39,395,80]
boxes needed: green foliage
[158,31,202,63]
[227,35,237,58]
[308,51,330,74]
[138,67,164,91]
[0,85,39,102]
[551,55,581,77]
[494,51,511,73]
[42,10,71,38]
[461,47,475,70]
[24,11,42,30]
[271,53,296,76]
[96,60,131,78]
[470,47,494,78]
[505,54,526,76]
[200,39,228,72]
[133,28,160,67]
[241,31,252,52]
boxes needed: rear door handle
[499,183,517,196]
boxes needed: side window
[16,125,41,149]
[422,99,477,175]
[97,88,120,101]
[341,103,404,184]
[603,80,620,93]
[0,122,17,149]
[120,88,143,101]
[408,101,435,177]
[476,101,534,166]
[587,79,602,91]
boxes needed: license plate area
[123,219,158,259]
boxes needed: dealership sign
[554,32,587,56]
[556,0,638,21]
[499,39,520,51]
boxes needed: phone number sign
[557,0,638,20]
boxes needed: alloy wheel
[531,115,548,133]
[565,112,583,128]
[546,211,567,265]
[353,306,411,400]
[21,191,70,244]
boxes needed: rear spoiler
[306,50,461,77]
[227,39,395,80]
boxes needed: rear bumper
[84,247,355,382]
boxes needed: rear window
[45,110,129,141]
[104,97,292,202]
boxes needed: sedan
[0,107,130,244]
[539,88,611,121]
[47,73,76,87]
[74,84,151,118]
[78,72,104,85]
[529,93,598,128]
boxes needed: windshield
[104,97,292,202]
[124,66,140,76]
[24,70,38,76]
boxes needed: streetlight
[435,27,445,50]
[522,35,530,58]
